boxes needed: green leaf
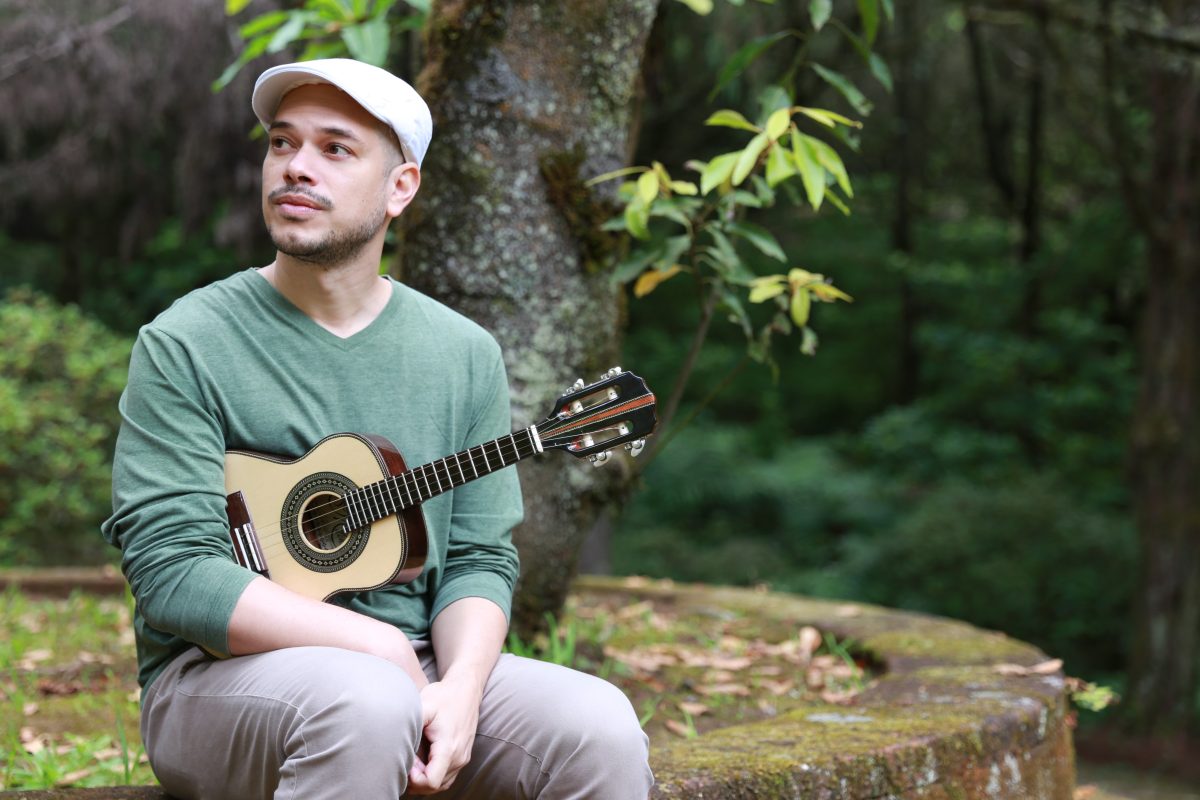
[727,189,763,208]
[810,0,832,30]
[765,142,796,187]
[810,63,873,116]
[636,170,660,205]
[790,287,812,327]
[728,221,786,262]
[732,132,769,185]
[757,84,793,122]
[705,110,760,133]
[403,0,431,12]
[765,108,791,141]
[239,10,290,37]
[611,243,659,283]
[298,40,350,61]
[267,12,309,54]
[880,0,894,21]
[806,136,853,197]
[700,153,739,194]
[342,15,390,65]
[791,130,826,210]
[669,180,699,196]
[585,166,646,187]
[710,31,791,101]
[750,174,775,205]
[796,106,862,129]
[226,0,254,14]
[719,284,753,337]
[869,52,894,93]
[675,0,714,14]
[625,201,651,240]
[825,190,851,215]
[800,325,819,356]
[857,0,880,45]
[308,0,355,20]
[748,278,786,303]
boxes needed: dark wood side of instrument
[364,434,429,584]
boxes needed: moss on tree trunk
[400,0,658,634]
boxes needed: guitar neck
[342,427,543,530]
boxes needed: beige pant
[140,644,652,800]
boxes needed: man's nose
[283,145,318,184]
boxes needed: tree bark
[401,0,658,634]
[1127,19,1200,732]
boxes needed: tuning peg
[589,450,610,467]
[604,366,622,378]
[571,378,585,391]
[625,438,646,457]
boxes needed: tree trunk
[401,0,658,634]
[1127,34,1200,733]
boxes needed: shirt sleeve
[429,339,524,623]
[100,327,255,657]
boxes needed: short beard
[268,201,389,269]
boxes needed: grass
[1,587,155,790]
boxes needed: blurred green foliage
[615,186,1139,678]
[0,291,131,566]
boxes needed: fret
[481,443,491,472]
[383,481,396,515]
[402,473,414,507]
[508,433,518,461]
[432,461,444,494]
[365,487,381,522]
[469,448,479,478]
[420,465,432,499]
[454,452,466,484]
[495,439,506,467]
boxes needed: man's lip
[274,194,323,210]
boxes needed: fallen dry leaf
[994,659,1063,677]
[752,665,784,677]
[678,701,709,717]
[835,604,862,617]
[798,626,822,660]
[56,767,95,786]
[696,683,752,697]
[22,701,38,717]
[820,688,859,705]
[664,719,694,738]
[761,679,795,696]
[1074,785,1097,800]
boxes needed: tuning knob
[590,450,610,467]
[571,378,585,391]
[625,438,646,457]
[604,366,622,378]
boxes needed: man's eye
[270,137,292,150]
[327,143,350,156]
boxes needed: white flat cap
[252,58,433,167]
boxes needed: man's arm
[227,576,427,686]
[406,596,508,795]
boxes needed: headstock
[536,367,657,465]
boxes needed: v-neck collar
[246,268,402,352]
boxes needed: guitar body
[224,433,428,601]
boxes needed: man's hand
[406,596,508,795]
[406,675,485,794]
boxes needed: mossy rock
[573,576,1075,799]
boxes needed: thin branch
[0,5,137,84]
[969,0,1200,58]
[637,354,749,471]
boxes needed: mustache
[268,186,333,210]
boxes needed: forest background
[1,0,1197,761]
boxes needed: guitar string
[240,424,610,563]
[238,412,620,550]
[241,436,546,560]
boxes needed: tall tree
[402,0,659,634]
[996,0,1200,733]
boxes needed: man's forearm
[227,576,426,686]
[430,597,508,689]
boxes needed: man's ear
[386,163,421,219]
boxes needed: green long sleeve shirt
[101,269,523,691]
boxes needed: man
[102,58,652,799]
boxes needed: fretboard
[342,427,541,531]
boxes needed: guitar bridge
[226,491,269,577]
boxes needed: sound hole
[300,492,351,552]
